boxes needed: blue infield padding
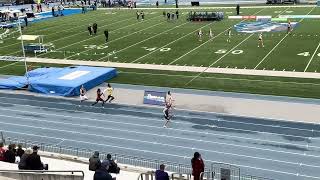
[0,66,117,96]
[0,76,28,89]
[28,66,117,96]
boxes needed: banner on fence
[143,90,166,106]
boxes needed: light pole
[17,18,29,85]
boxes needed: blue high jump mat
[0,66,117,96]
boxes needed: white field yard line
[185,34,253,85]
[119,71,320,86]
[66,21,165,59]
[168,8,265,65]
[96,22,189,62]
[131,22,215,63]
[254,6,316,70]
[0,12,130,50]
[183,7,292,85]
[6,17,134,57]
[42,15,161,54]
[304,41,320,72]
[0,61,20,69]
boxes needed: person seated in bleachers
[0,142,6,161]
[4,144,15,163]
[155,164,169,180]
[89,151,101,171]
[94,161,114,180]
[26,146,45,170]
[19,148,32,170]
[104,154,120,174]
[16,144,25,158]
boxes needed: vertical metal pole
[17,19,29,85]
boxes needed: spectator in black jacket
[89,151,101,171]
[104,154,120,174]
[16,144,25,158]
[19,148,32,170]
[4,144,15,163]
[26,146,44,170]
[94,161,113,180]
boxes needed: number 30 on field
[215,49,243,55]
[297,52,320,57]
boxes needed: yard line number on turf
[297,52,320,57]
[142,47,171,52]
[215,49,244,55]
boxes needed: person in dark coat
[52,7,55,16]
[92,23,98,35]
[104,30,109,43]
[104,154,120,174]
[94,161,113,180]
[140,11,144,20]
[16,144,25,158]
[88,25,92,36]
[191,152,204,180]
[4,144,15,163]
[156,1,159,8]
[24,16,28,27]
[26,146,44,170]
[236,4,240,15]
[89,151,101,171]
[136,11,139,20]
[167,12,170,21]
[19,148,32,170]
[155,164,169,180]
[175,10,179,19]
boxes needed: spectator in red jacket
[191,152,204,180]
[0,142,6,161]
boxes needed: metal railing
[200,171,215,180]
[3,136,275,180]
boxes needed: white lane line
[0,96,318,134]
[96,22,189,62]
[169,8,264,65]
[1,120,319,169]
[185,34,253,85]
[254,6,316,70]
[0,103,317,151]
[66,21,165,59]
[1,112,318,158]
[304,41,320,72]
[130,22,215,63]
[3,130,320,180]
[51,15,161,56]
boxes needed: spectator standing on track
[104,154,120,174]
[136,10,139,20]
[191,152,204,180]
[104,83,115,103]
[0,142,5,161]
[16,144,25,158]
[4,144,15,163]
[104,30,109,43]
[94,161,113,180]
[19,148,32,170]
[26,146,44,170]
[155,164,169,180]
[92,89,105,106]
[236,4,240,15]
[89,151,101,171]
[88,25,93,36]
[93,23,98,35]
[80,85,88,103]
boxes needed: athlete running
[79,85,88,103]
[163,91,174,128]
[104,83,115,103]
[258,32,264,48]
[91,88,105,107]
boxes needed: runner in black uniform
[91,88,105,106]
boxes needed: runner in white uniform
[209,28,213,38]
[80,85,88,103]
[163,91,174,128]
[227,29,231,42]
[198,29,203,41]
[258,33,264,48]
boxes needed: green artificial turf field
[1,6,320,98]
